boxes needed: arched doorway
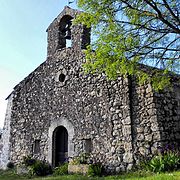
[53,126,68,167]
[48,117,74,166]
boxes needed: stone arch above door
[47,117,74,165]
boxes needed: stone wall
[130,78,161,163]
[47,6,90,57]
[4,47,180,172]
[0,94,13,169]
[7,48,133,172]
[154,82,180,147]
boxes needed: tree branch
[116,20,171,33]
[162,0,180,24]
[144,0,180,34]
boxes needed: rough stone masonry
[0,6,180,173]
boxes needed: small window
[82,139,92,153]
[59,74,66,82]
[33,140,40,154]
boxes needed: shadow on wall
[155,84,180,149]
[130,77,180,164]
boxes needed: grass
[0,169,26,180]
[105,171,180,180]
[0,169,180,180]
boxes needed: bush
[53,163,68,176]
[88,163,102,177]
[22,156,52,176]
[23,156,36,166]
[30,160,52,176]
[79,153,90,164]
[142,150,180,173]
[163,151,180,171]
[6,162,14,169]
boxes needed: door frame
[47,117,75,166]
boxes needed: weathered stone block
[68,164,89,175]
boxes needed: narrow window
[82,139,92,153]
[33,140,40,154]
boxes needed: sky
[0,0,77,128]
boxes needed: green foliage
[76,0,180,90]
[53,163,68,176]
[0,169,26,180]
[142,151,180,173]
[88,163,102,177]
[69,157,81,165]
[22,156,52,176]
[22,156,36,167]
[30,160,52,176]
[79,153,90,164]
[163,151,180,171]
[143,155,165,173]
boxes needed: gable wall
[8,49,133,172]
[2,48,179,172]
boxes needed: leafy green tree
[75,0,180,90]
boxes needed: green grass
[104,171,180,180]
[0,169,27,180]
[0,169,180,180]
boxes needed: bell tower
[46,6,91,56]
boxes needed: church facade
[0,6,180,173]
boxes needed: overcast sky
[0,0,77,128]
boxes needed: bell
[65,29,71,39]
[64,22,71,39]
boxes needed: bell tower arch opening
[47,6,91,56]
[59,15,73,48]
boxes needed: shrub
[144,154,165,173]
[53,163,68,176]
[31,160,52,176]
[22,156,52,176]
[88,163,102,177]
[142,150,180,173]
[6,162,14,169]
[79,153,90,164]
[163,151,180,170]
[22,156,36,166]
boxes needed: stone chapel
[0,6,180,173]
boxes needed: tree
[75,0,180,90]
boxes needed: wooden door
[53,126,68,167]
